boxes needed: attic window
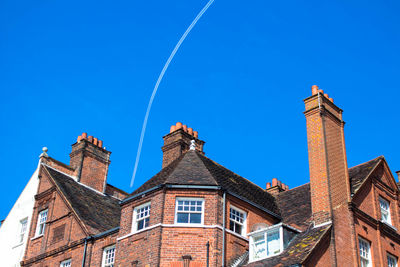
[379,197,392,225]
[248,223,297,263]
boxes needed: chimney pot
[281,183,286,190]
[272,178,278,187]
[183,125,188,132]
[193,131,198,138]
[324,93,329,99]
[266,182,271,189]
[311,85,319,95]
[170,125,176,133]
[77,136,82,142]
[88,136,93,142]
[188,128,193,135]
[396,171,400,182]
[98,140,103,148]
[176,122,183,129]
[93,137,98,146]
[318,89,324,94]
[82,132,87,139]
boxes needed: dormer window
[379,197,391,225]
[248,223,297,263]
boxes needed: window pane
[137,219,144,230]
[267,230,280,255]
[234,224,242,235]
[190,213,201,223]
[253,235,266,260]
[177,213,189,223]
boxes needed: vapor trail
[130,0,215,187]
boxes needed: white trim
[117,223,249,242]
[247,223,282,236]
[30,234,44,241]
[101,244,116,267]
[313,220,332,228]
[35,209,48,237]
[379,197,392,225]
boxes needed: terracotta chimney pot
[88,136,93,142]
[82,132,87,139]
[396,171,400,182]
[77,135,82,142]
[324,93,329,99]
[183,125,188,132]
[93,137,98,146]
[188,128,193,135]
[176,122,183,130]
[193,131,198,138]
[329,98,334,103]
[98,140,103,148]
[318,89,324,94]
[311,85,319,95]
[266,182,271,189]
[272,178,278,187]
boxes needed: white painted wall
[0,162,40,267]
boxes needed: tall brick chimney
[304,85,356,265]
[70,133,111,193]
[162,122,205,168]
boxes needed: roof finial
[189,140,196,151]
[40,147,49,158]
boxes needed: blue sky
[1,0,399,221]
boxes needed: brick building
[16,86,400,266]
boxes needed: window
[60,259,71,267]
[388,254,398,267]
[175,198,204,224]
[249,226,283,262]
[229,206,246,236]
[380,197,392,225]
[133,202,151,232]
[102,245,116,267]
[359,237,372,267]
[36,209,48,236]
[18,218,28,244]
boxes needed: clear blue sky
[1,0,399,221]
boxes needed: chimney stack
[70,133,111,193]
[161,122,205,168]
[304,85,356,265]
[266,178,289,196]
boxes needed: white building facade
[0,163,40,267]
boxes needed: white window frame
[60,259,71,267]
[248,224,283,263]
[35,209,48,237]
[229,205,247,236]
[102,244,116,267]
[132,202,151,232]
[380,197,392,225]
[18,218,28,244]
[388,253,398,267]
[359,237,372,267]
[174,197,204,225]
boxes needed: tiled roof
[349,156,383,194]
[276,184,312,231]
[131,151,280,216]
[44,166,121,234]
[244,225,331,267]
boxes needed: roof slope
[45,166,121,234]
[349,156,383,194]
[276,183,312,230]
[245,225,331,267]
[132,151,279,216]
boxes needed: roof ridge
[195,151,268,193]
[349,155,384,170]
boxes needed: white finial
[40,147,49,158]
[189,140,196,151]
